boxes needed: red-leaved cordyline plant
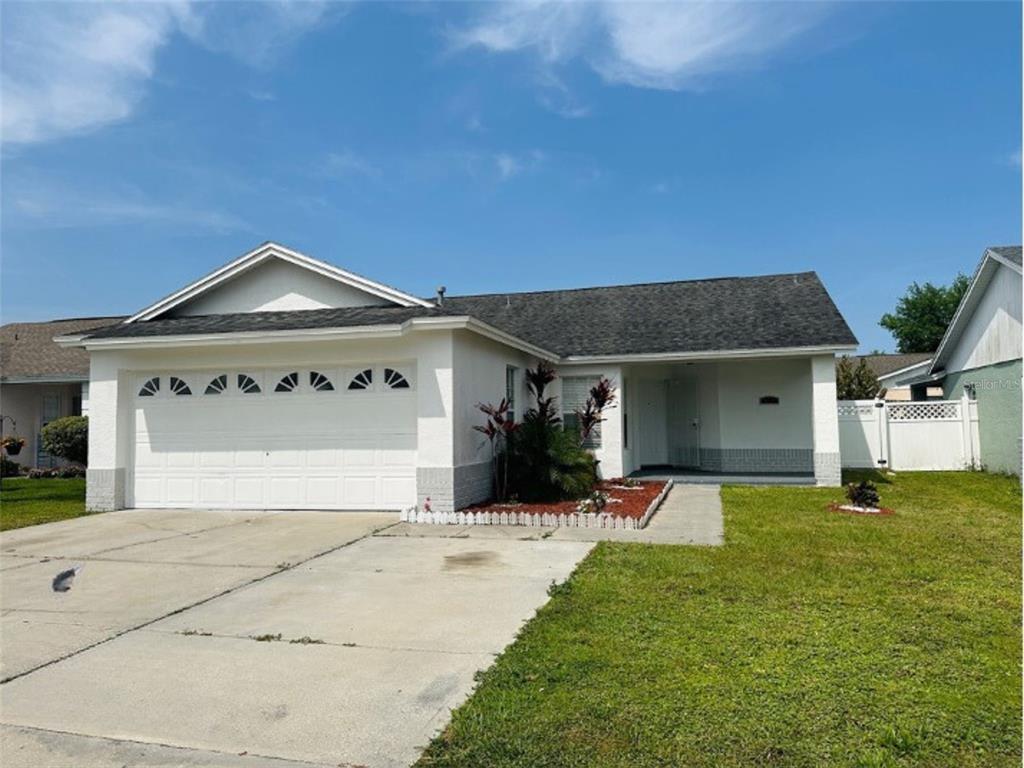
[525,361,559,425]
[473,398,518,502]
[575,377,616,448]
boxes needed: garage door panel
[166,478,196,505]
[381,477,416,507]
[133,374,416,510]
[269,477,302,507]
[198,477,231,506]
[306,477,339,506]
[233,478,265,506]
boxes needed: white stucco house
[57,242,857,513]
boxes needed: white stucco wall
[715,358,813,449]
[171,259,393,316]
[452,331,532,467]
[946,262,1022,374]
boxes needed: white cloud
[1,2,190,144]
[452,1,832,91]
[1,1,337,145]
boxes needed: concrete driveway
[0,510,592,767]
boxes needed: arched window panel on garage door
[205,374,228,395]
[237,373,262,394]
[138,377,160,397]
[347,368,374,391]
[383,367,412,390]
[309,371,334,392]
[275,372,300,393]
[169,376,192,396]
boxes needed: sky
[1,1,1020,353]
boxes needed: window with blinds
[562,376,601,448]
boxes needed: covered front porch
[561,354,841,487]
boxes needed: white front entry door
[667,379,701,468]
[636,379,668,466]
[131,367,417,510]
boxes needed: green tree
[836,356,881,400]
[879,274,970,353]
[40,416,88,465]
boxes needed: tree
[836,356,881,400]
[879,274,969,353]
[40,416,88,465]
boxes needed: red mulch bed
[828,502,895,516]
[464,480,667,520]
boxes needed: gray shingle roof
[848,353,932,379]
[989,245,1022,267]
[82,271,857,357]
[1,317,126,381]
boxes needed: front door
[668,379,700,468]
[637,379,668,466]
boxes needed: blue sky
[2,1,1020,352]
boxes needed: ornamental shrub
[40,416,88,466]
[846,480,880,508]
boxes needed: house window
[562,376,601,448]
[169,376,192,396]
[506,365,518,421]
[237,374,261,394]
[275,372,299,393]
[759,395,780,405]
[384,368,410,390]
[310,371,334,392]
[348,369,373,391]
[205,375,228,395]
[138,377,160,397]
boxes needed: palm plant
[473,398,517,501]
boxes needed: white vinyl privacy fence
[838,397,981,471]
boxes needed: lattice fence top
[838,402,876,418]
[887,401,961,421]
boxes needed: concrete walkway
[381,483,725,546]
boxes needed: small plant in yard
[573,377,617,448]
[473,398,518,502]
[575,490,609,515]
[507,362,597,502]
[846,480,881,509]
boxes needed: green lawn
[419,471,1022,768]
[0,477,88,531]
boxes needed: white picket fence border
[400,480,673,531]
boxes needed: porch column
[86,353,130,511]
[811,354,842,486]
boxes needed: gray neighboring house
[0,317,124,468]
[845,353,937,401]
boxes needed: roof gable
[127,242,432,323]
[930,246,1023,373]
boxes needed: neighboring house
[0,317,125,469]
[57,242,857,513]
[923,245,1022,475]
[847,353,937,401]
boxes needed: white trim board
[126,242,433,323]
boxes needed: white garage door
[131,365,417,510]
